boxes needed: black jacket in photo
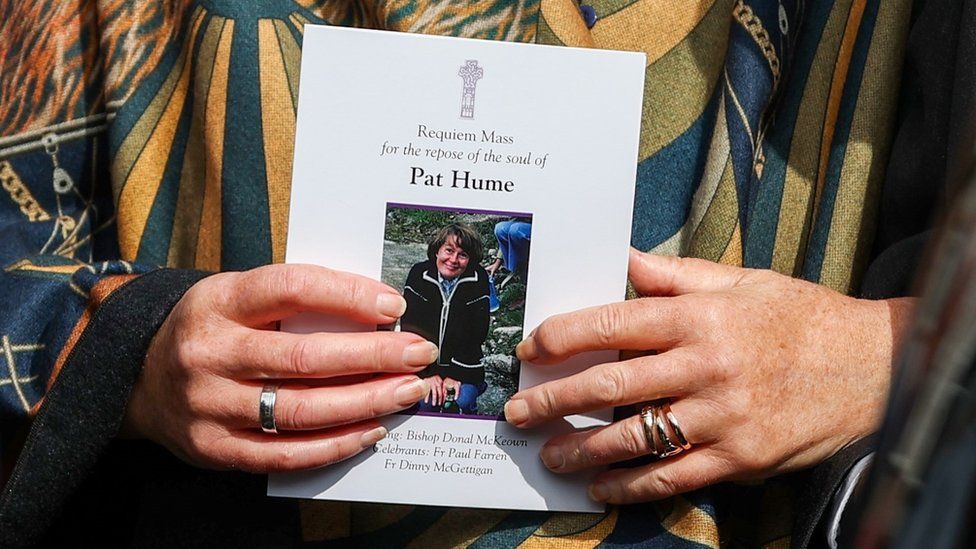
[400,260,491,385]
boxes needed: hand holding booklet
[272,26,645,512]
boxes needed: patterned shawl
[0,1,910,546]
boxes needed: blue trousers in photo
[494,220,531,273]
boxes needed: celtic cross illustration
[458,60,483,119]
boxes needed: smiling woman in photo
[400,223,491,414]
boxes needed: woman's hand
[122,264,436,473]
[442,377,462,400]
[424,375,445,406]
[504,249,914,504]
[487,258,503,277]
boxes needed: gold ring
[639,402,691,458]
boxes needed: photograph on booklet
[381,202,531,419]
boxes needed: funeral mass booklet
[273,25,645,512]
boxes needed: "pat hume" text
[409,166,515,193]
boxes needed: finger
[221,375,429,430]
[516,298,689,364]
[432,381,443,407]
[588,449,734,504]
[227,329,437,379]
[211,421,389,473]
[505,350,701,428]
[628,248,748,297]
[226,264,407,326]
[539,400,708,473]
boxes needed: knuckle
[173,340,195,369]
[531,325,558,357]
[343,278,370,316]
[288,337,315,376]
[199,273,235,313]
[720,440,763,473]
[224,330,262,373]
[175,285,204,315]
[355,386,380,419]
[282,396,312,430]
[740,266,775,286]
[711,450,744,479]
[701,347,740,385]
[535,386,559,418]
[277,265,314,304]
[682,257,712,274]
[636,299,684,345]
[221,390,252,422]
[174,337,208,370]
[664,255,686,271]
[593,367,627,406]
[186,275,228,320]
[236,454,265,473]
[182,276,213,306]
[694,298,728,331]
[320,440,349,466]
[201,333,233,370]
[653,469,683,497]
[595,305,621,346]
[368,338,390,371]
[230,445,267,473]
[364,390,381,419]
[533,314,578,358]
[632,298,660,322]
[235,329,261,356]
[184,388,214,417]
[574,439,600,468]
[622,420,650,456]
[731,391,754,422]
[737,449,766,473]
[268,446,301,471]
[659,256,684,294]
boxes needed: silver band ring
[640,402,692,459]
[259,383,280,434]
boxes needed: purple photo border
[385,201,531,422]
[407,409,506,422]
[387,202,532,220]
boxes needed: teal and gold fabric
[0,0,911,546]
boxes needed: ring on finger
[639,402,691,458]
[259,383,281,434]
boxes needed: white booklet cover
[271,25,645,512]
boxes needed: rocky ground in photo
[381,239,426,291]
[477,330,522,416]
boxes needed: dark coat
[400,259,490,385]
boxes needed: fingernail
[516,337,538,361]
[376,293,407,318]
[395,378,430,407]
[504,399,529,426]
[361,426,388,447]
[540,446,564,470]
[402,341,438,366]
[589,482,610,502]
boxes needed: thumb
[628,248,747,296]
